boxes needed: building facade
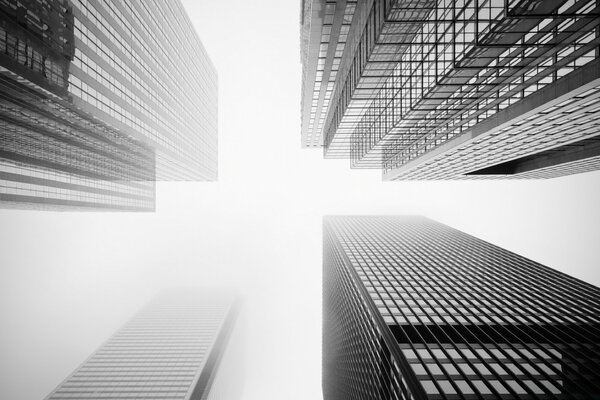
[301,0,600,179]
[323,216,600,399]
[0,0,217,210]
[44,290,241,400]
[300,0,358,149]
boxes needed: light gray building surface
[0,0,217,211]
[44,290,241,400]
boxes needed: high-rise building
[301,1,600,180]
[0,0,217,210]
[44,290,241,400]
[323,216,600,399]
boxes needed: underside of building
[301,0,600,179]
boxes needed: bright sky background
[1,1,600,400]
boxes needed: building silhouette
[0,0,217,210]
[323,216,600,399]
[301,1,600,179]
[44,290,241,400]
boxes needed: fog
[1,1,600,399]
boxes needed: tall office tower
[44,291,241,400]
[301,1,600,180]
[323,216,600,399]
[0,0,217,210]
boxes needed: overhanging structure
[301,0,600,179]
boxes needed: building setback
[0,0,217,210]
[301,0,600,180]
[44,290,241,400]
[323,216,600,399]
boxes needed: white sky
[1,1,600,399]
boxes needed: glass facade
[44,290,240,400]
[69,0,217,181]
[0,0,217,210]
[324,216,600,399]
[300,0,358,148]
[302,0,600,179]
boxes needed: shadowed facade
[323,216,600,399]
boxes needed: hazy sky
[1,1,600,400]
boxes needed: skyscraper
[323,216,600,399]
[44,290,241,400]
[301,1,600,180]
[0,0,217,210]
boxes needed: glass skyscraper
[0,0,217,210]
[323,216,600,399]
[44,290,241,400]
[301,0,600,179]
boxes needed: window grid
[324,216,600,400]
